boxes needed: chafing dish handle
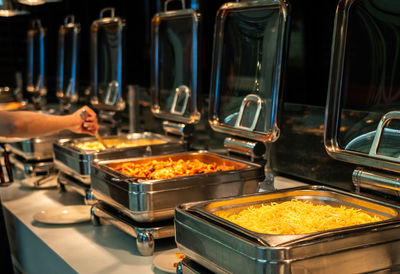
[164,0,185,11]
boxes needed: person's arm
[0,106,98,138]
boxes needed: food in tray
[214,199,383,235]
[173,253,185,268]
[74,138,166,151]
[113,158,236,180]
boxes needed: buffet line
[2,0,400,273]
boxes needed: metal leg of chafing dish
[136,232,154,256]
[90,202,174,256]
[57,172,96,205]
[57,175,67,192]
[90,206,102,227]
[90,203,156,255]
[177,257,215,274]
[84,188,96,205]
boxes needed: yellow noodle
[74,138,166,151]
[214,199,382,235]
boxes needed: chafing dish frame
[53,132,187,184]
[91,201,174,256]
[10,153,54,179]
[7,130,86,161]
[57,171,96,205]
[90,151,264,222]
[175,185,400,273]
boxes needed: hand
[71,106,99,135]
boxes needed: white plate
[153,248,185,273]
[0,136,28,143]
[19,175,58,189]
[33,205,92,224]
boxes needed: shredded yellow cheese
[214,199,382,235]
[74,138,166,151]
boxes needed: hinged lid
[90,7,126,112]
[325,0,400,173]
[56,15,80,111]
[26,19,47,109]
[150,0,202,125]
[208,0,290,143]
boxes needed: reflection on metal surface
[0,0,29,17]
[91,201,175,256]
[56,14,80,112]
[325,0,400,173]
[223,137,265,159]
[17,0,61,6]
[151,4,201,124]
[90,7,126,112]
[175,185,400,273]
[170,85,190,115]
[234,94,263,132]
[208,0,289,142]
[26,19,47,109]
[162,120,194,137]
[353,167,400,197]
[369,111,400,162]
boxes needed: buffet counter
[0,176,305,274]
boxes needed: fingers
[79,106,97,120]
[82,106,97,119]
[77,106,98,135]
[82,122,96,130]
[81,122,98,135]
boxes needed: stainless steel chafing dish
[324,0,400,195]
[90,7,126,113]
[54,7,188,192]
[8,129,84,161]
[56,14,80,113]
[8,14,83,162]
[91,151,264,223]
[10,154,54,179]
[26,19,47,109]
[175,185,400,273]
[53,132,186,184]
[175,0,400,272]
[91,1,281,255]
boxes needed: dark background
[0,0,359,190]
[0,0,228,105]
[0,0,337,106]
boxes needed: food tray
[53,132,186,184]
[175,185,400,273]
[7,130,84,160]
[90,151,264,222]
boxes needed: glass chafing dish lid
[325,0,400,172]
[26,18,47,107]
[208,0,290,143]
[151,0,202,124]
[90,7,126,112]
[56,15,80,108]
